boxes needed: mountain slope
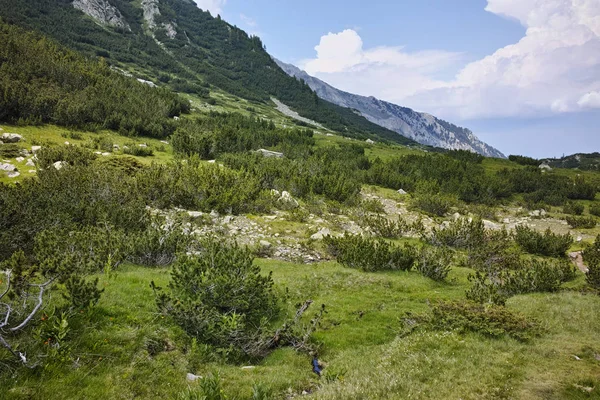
[0,0,418,146]
[275,59,505,158]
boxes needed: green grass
[2,259,598,400]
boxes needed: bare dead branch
[9,278,54,332]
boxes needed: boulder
[255,149,284,158]
[259,240,272,249]
[7,171,20,178]
[311,228,331,240]
[483,220,500,230]
[187,211,203,218]
[15,157,25,162]
[1,133,23,143]
[397,189,408,195]
[538,163,552,171]
[101,152,111,156]
[278,191,299,208]
[186,373,202,382]
[31,146,42,153]
[365,139,375,144]
[0,163,16,172]
[138,143,147,148]
[53,161,68,170]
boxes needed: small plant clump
[514,226,573,258]
[324,233,415,272]
[583,235,600,290]
[565,215,597,229]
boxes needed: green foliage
[565,215,597,229]
[426,300,542,341]
[563,201,584,215]
[127,220,192,267]
[34,145,98,169]
[0,21,188,137]
[357,214,422,239]
[123,146,154,157]
[465,229,521,273]
[414,246,453,282]
[411,193,456,217]
[590,203,600,217]
[508,155,539,166]
[582,236,600,289]
[324,234,415,272]
[446,150,484,164]
[466,259,576,305]
[514,226,573,257]
[62,276,104,310]
[429,218,486,250]
[0,143,22,158]
[155,239,279,361]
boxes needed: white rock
[187,211,203,218]
[113,144,120,149]
[94,151,102,155]
[15,157,25,162]
[160,140,169,145]
[31,146,41,153]
[28,170,36,174]
[0,163,16,172]
[7,171,20,178]
[138,143,147,148]
[577,236,583,242]
[452,212,462,221]
[26,158,35,167]
[255,148,284,158]
[101,152,111,156]
[1,133,23,143]
[311,228,331,240]
[207,160,216,164]
[397,189,408,195]
[241,366,255,370]
[186,373,202,382]
[259,240,271,249]
[223,215,233,224]
[326,133,334,137]
[483,220,500,230]
[53,161,67,170]
[278,191,299,208]
[365,139,375,144]
[64,141,70,145]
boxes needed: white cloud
[193,0,226,16]
[301,29,463,101]
[240,13,257,28]
[301,1,600,121]
[578,91,600,108]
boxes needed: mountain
[274,59,505,158]
[0,0,419,146]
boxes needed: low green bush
[127,220,192,267]
[514,226,573,258]
[124,146,154,157]
[590,203,600,217]
[35,145,98,169]
[411,193,455,217]
[429,218,486,250]
[565,215,597,229]
[414,246,453,281]
[154,239,279,361]
[0,143,22,158]
[583,236,600,289]
[563,201,584,215]
[324,233,415,272]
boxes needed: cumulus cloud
[301,29,463,101]
[578,91,600,108]
[301,1,600,121]
[193,0,226,16]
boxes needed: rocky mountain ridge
[275,59,505,158]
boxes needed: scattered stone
[53,161,68,170]
[538,163,552,171]
[173,116,180,121]
[540,209,547,217]
[572,384,593,394]
[15,157,25,162]
[365,139,375,144]
[223,215,233,224]
[278,191,299,208]
[160,140,169,145]
[210,210,219,219]
[207,160,216,164]
[1,133,23,143]
[31,146,41,153]
[259,240,272,249]
[529,210,541,217]
[576,236,583,243]
[137,78,156,88]
[241,366,255,370]
[397,189,408,195]
[186,373,202,382]
[0,163,16,172]
[573,355,582,361]
[452,212,462,221]
[569,251,589,273]
[483,220,501,230]
[25,159,34,167]
[28,170,36,174]
[113,144,120,150]
[64,141,70,145]
[7,171,20,178]
[326,133,334,137]
[187,211,203,218]
[255,148,284,158]
[311,228,331,240]
[138,143,148,148]
[101,152,111,156]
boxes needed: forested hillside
[0,0,417,145]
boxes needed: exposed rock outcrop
[72,0,131,31]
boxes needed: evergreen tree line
[0,21,189,137]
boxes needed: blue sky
[195,0,600,158]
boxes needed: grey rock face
[73,0,131,30]
[274,59,505,158]
[141,0,178,39]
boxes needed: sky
[193,0,600,158]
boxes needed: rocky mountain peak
[72,0,130,31]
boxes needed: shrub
[35,145,98,169]
[466,259,576,305]
[465,230,521,272]
[412,193,455,217]
[357,214,409,239]
[427,300,542,341]
[429,218,486,250]
[414,246,453,281]
[590,203,600,217]
[124,146,154,157]
[127,220,192,267]
[324,234,415,272]
[565,216,597,229]
[154,239,279,361]
[514,226,573,257]
[0,143,22,158]
[583,236,600,289]
[563,201,584,215]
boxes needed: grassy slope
[2,261,598,400]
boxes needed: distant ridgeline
[0,0,417,145]
[510,153,600,171]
